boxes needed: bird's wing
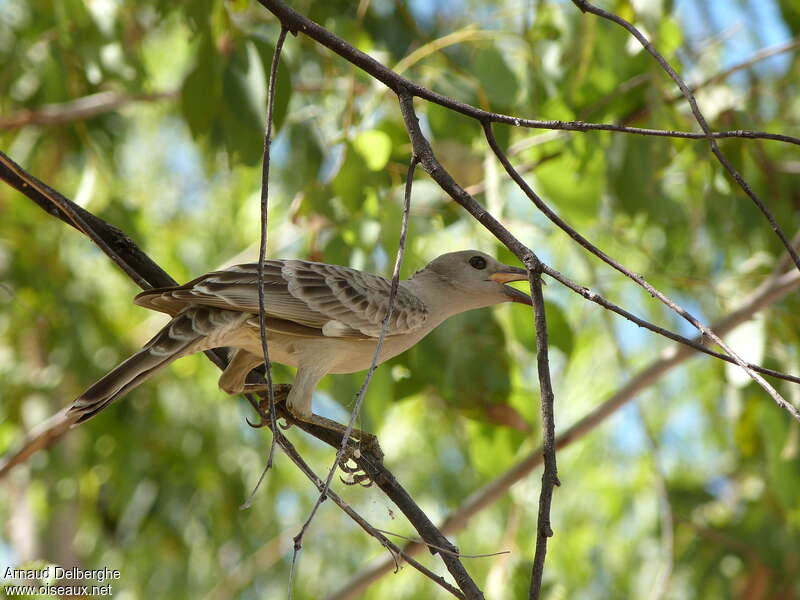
[281,260,428,337]
[134,260,428,338]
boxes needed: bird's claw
[246,416,265,429]
[340,472,373,487]
[337,445,374,486]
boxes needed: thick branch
[245,395,465,599]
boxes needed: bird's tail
[68,308,210,423]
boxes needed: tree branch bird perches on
[68,250,532,435]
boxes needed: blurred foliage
[1,0,800,598]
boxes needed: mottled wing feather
[282,261,428,337]
[135,262,317,325]
[134,260,428,338]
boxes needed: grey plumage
[68,250,531,424]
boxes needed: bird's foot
[244,384,292,429]
[241,384,383,472]
[339,457,374,487]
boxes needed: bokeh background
[2,0,800,598]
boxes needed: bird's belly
[241,331,424,374]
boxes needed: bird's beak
[489,266,532,305]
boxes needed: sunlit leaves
[353,129,392,171]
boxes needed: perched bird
[67,250,531,429]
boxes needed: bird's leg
[219,354,380,457]
[286,368,381,457]
[249,386,381,462]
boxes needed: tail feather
[68,309,207,423]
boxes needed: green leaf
[427,102,478,146]
[510,299,574,359]
[221,50,265,165]
[353,130,392,171]
[473,46,518,108]
[332,142,371,212]
[249,34,292,131]
[181,37,222,138]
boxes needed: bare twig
[255,0,800,147]
[0,90,178,131]
[571,0,800,274]
[687,37,800,97]
[482,123,800,422]
[291,154,419,576]
[250,25,289,497]
[527,270,559,600]
[243,396,465,599]
[540,262,800,384]
[374,529,510,559]
[627,36,800,124]
[598,36,800,124]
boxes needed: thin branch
[327,266,800,600]
[571,0,800,274]
[253,25,289,487]
[373,529,510,559]
[292,154,418,574]
[482,123,800,422]
[527,270,559,600]
[601,36,800,124]
[397,90,559,597]
[243,396,465,599]
[0,152,151,289]
[541,263,800,384]
[682,36,800,100]
[396,93,532,258]
[255,0,800,147]
[0,90,178,131]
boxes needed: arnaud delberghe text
[4,566,121,583]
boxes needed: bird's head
[421,250,532,308]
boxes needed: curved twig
[570,0,800,273]
[254,0,800,147]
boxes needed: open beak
[489,265,532,305]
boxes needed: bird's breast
[239,327,433,374]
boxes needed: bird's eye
[469,256,487,270]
